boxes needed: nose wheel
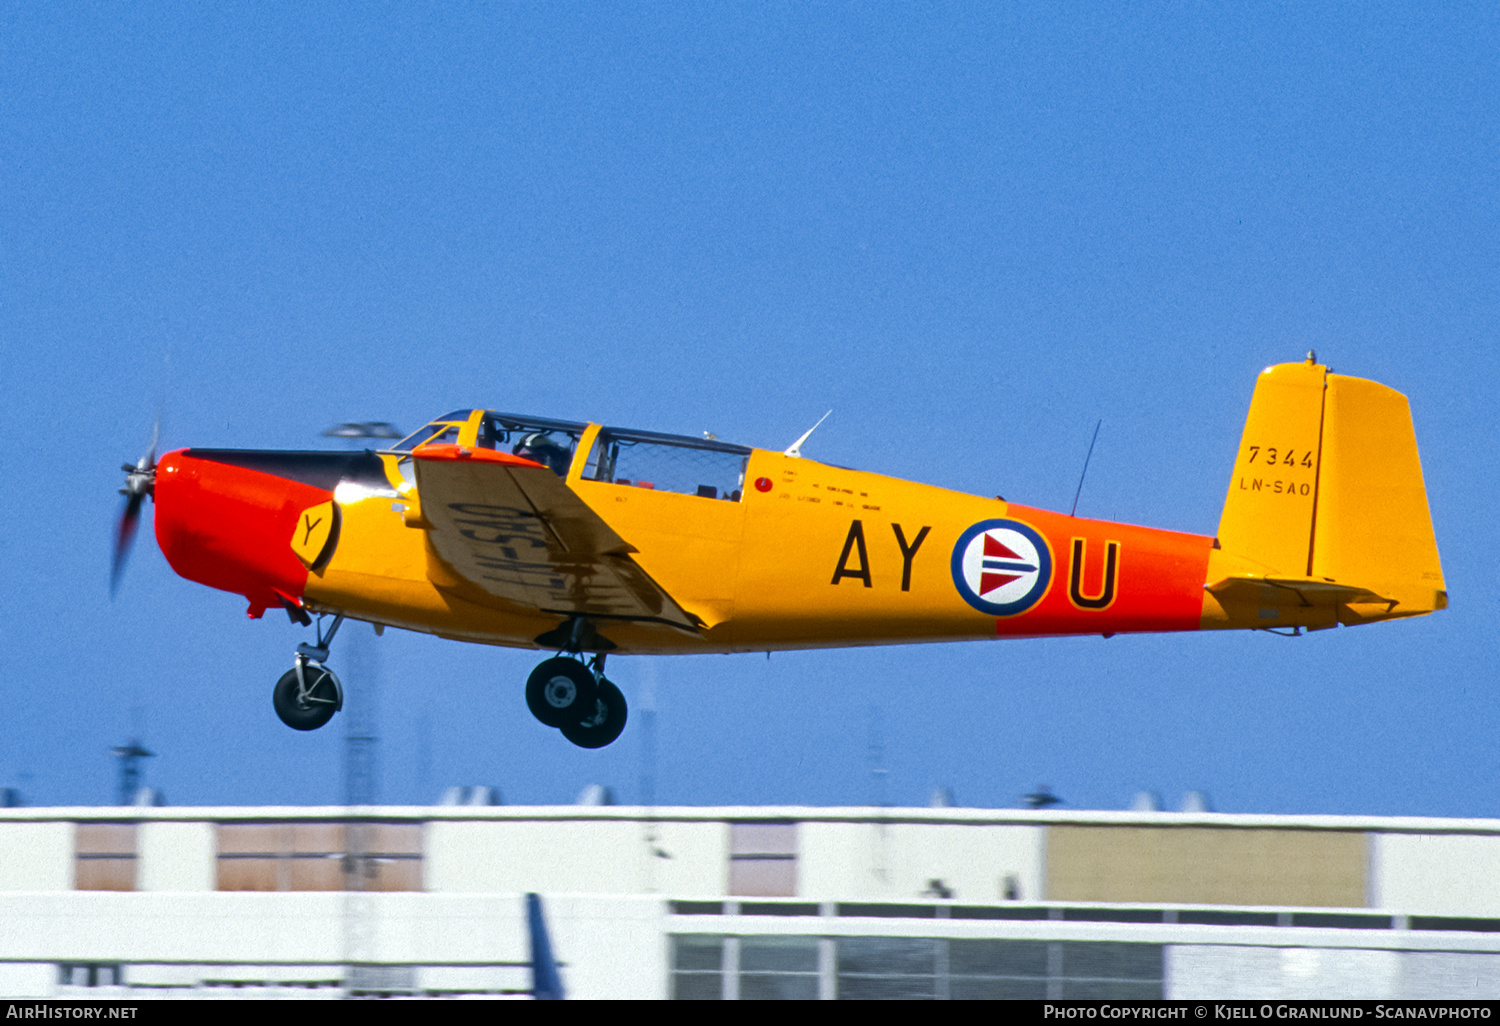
[273,656,344,730]
[526,653,628,748]
[272,613,346,731]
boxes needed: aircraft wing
[411,445,701,633]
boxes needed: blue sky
[1,4,1495,815]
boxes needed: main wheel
[272,661,342,731]
[561,679,628,749]
[525,658,598,728]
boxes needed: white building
[2,804,1499,998]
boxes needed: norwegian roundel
[950,519,1053,617]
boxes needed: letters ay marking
[832,520,931,591]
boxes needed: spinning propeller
[112,422,159,597]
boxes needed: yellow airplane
[113,355,1445,748]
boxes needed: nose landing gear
[272,613,345,731]
[525,650,628,749]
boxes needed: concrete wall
[138,821,215,892]
[424,818,726,896]
[798,821,1044,902]
[0,964,55,1000]
[0,822,72,891]
[0,890,664,999]
[1167,945,1500,1000]
[1371,832,1500,916]
[1047,826,1367,907]
[6,808,1500,915]
[548,894,669,999]
[0,892,344,964]
[7,807,1500,1000]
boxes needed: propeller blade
[111,492,144,598]
[111,418,161,598]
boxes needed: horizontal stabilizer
[1206,575,1394,610]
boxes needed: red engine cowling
[153,450,328,617]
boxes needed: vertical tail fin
[1215,358,1327,577]
[527,892,565,1000]
[1206,357,1446,629]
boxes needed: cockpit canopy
[392,410,752,501]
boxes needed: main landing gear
[268,611,628,749]
[272,613,345,731]
[526,652,628,749]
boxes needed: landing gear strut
[272,613,345,731]
[525,645,628,749]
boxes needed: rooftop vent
[1180,790,1213,813]
[576,784,615,806]
[440,786,502,806]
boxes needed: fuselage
[152,409,1221,655]
[131,365,1447,747]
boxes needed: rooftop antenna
[6,770,33,808]
[868,704,890,885]
[1023,784,1062,809]
[111,740,153,806]
[784,410,832,459]
[416,712,432,805]
[640,662,658,809]
[639,661,670,878]
[320,420,402,809]
[323,422,403,441]
[868,704,888,808]
[1069,420,1102,518]
[322,421,400,997]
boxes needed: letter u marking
[1069,538,1119,611]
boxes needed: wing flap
[411,445,699,631]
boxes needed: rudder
[1309,373,1446,619]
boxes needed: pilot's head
[515,432,568,472]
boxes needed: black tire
[560,679,628,749]
[273,662,342,731]
[525,658,598,728]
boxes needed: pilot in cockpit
[514,432,572,476]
